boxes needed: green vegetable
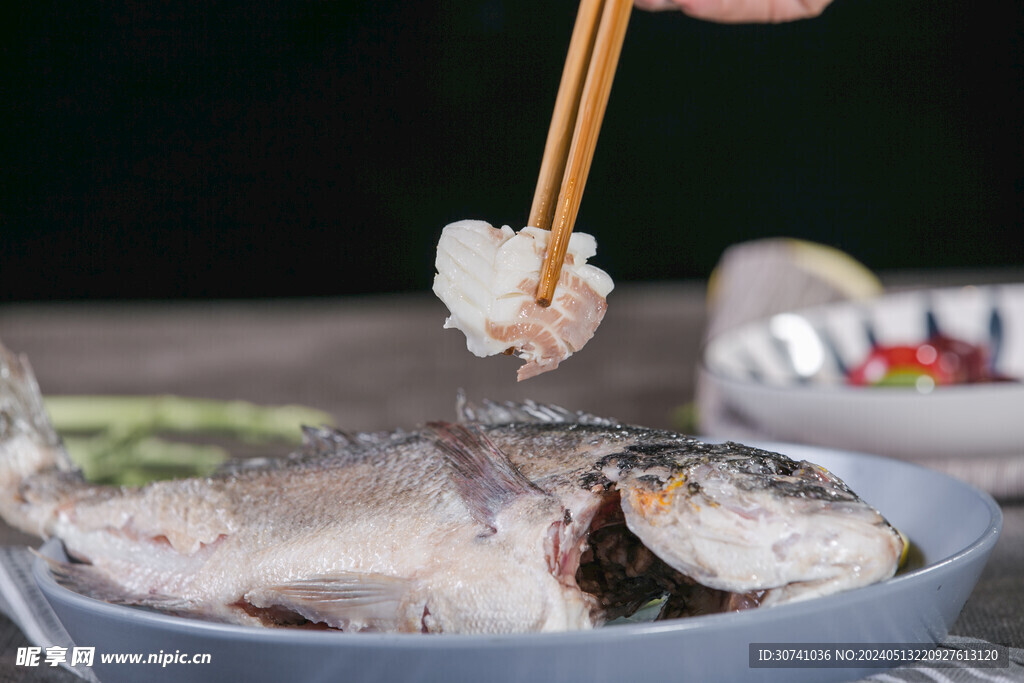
[44,396,335,486]
[671,401,700,435]
[872,369,929,388]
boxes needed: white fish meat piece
[432,220,614,380]
[0,344,904,634]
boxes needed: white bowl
[701,284,1024,460]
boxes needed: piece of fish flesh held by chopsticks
[0,342,903,634]
[432,219,614,380]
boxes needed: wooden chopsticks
[531,0,632,307]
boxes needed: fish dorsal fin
[299,428,366,458]
[216,426,414,475]
[455,393,617,427]
[244,571,413,632]
[301,426,414,453]
[299,428,356,448]
[214,426,360,475]
[427,421,547,531]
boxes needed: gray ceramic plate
[33,444,1001,683]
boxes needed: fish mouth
[575,508,682,620]
[563,492,765,624]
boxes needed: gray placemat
[0,549,97,682]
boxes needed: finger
[635,0,832,22]
[633,0,686,10]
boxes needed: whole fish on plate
[0,343,903,634]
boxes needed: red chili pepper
[846,334,1000,387]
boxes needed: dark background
[2,0,1021,302]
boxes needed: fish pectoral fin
[427,421,547,531]
[244,572,415,632]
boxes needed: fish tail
[0,341,80,536]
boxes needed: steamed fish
[0,343,902,633]
[433,220,614,380]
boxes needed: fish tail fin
[0,341,81,535]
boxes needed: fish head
[615,444,904,604]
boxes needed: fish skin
[0,345,903,634]
[440,411,903,608]
[18,427,596,633]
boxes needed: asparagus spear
[44,396,335,485]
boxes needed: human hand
[633,0,832,23]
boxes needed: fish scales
[34,434,584,632]
[0,345,903,634]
